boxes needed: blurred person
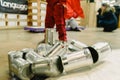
[114,5,120,27]
[97,3,117,32]
[65,0,85,31]
[66,17,85,31]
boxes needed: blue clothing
[98,9,118,32]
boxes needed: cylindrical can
[11,58,31,80]
[69,40,87,51]
[24,50,43,63]
[91,42,111,61]
[8,51,24,62]
[8,51,24,76]
[45,28,56,45]
[44,42,63,57]
[62,48,93,72]
[31,56,64,77]
[36,43,52,56]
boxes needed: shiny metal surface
[92,42,111,61]
[8,51,24,61]
[24,50,43,63]
[31,56,64,77]
[8,42,111,79]
[8,48,35,62]
[46,42,66,57]
[21,48,34,53]
[68,44,82,51]
[11,58,30,80]
[69,40,87,51]
[8,49,43,63]
[8,50,43,78]
[36,43,52,56]
[54,46,67,57]
[8,51,24,75]
[45,28,56,45]
[62,49,93,72]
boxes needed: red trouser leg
[54,3,67,41]
[44,5,55,41]
[45,5,55,29]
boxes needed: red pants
[45,2,67,41]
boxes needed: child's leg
[45,5,55,29]
[54,3,67,41]
[40,5,55,43]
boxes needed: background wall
[1,0,118,29]
[0,13,27,28]
[0,0,46,29]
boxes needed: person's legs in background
[66,17,85,31]
[69,18,78,29]
[45,5,55,29]
[69,17,81,31]
[103,25,117,32]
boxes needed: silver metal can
[69,40,87,51]
[8,51,24,76]
[45,28,56,45]
[31,56,64,77]
[62,48,93,72]
[24,50,43,63]
[11,58,31,80]
[46,42,67,57]
[91,42,111,61]
[36,43,52,56]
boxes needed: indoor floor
[0,28,120,80]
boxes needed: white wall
[0,13,5,26]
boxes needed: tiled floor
[0,28,120,80]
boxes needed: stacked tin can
[8,28,112,80]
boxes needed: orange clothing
[64,0,84,19]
